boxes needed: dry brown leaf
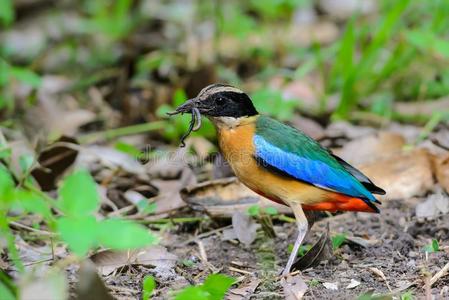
[232,212,258,247]
[322,282,338,290]
[290,116,325,140]
[318,0,377,20]
[228,278,261,300]
[25,93,95,138]
[325,121,376,140]
[31,136,78,191]
[77,145,147,175]
[180,177,291,218]
[433,154,449,194]
[346,279,361,289]
[394,97,449,116]
[282,275,308,300]
[335,132,406,166]
[149,168,196,215]
[360,149,434,200]
[369,267,391,292]
[415,193,449,219]
[20,269,68,300]
[90,245,178,276]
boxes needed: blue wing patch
[253,135,376,202]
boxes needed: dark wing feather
[331,155,385,197]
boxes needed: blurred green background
[1,1,449,298]
[1,0,449,138]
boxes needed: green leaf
[10,67,41,88]
[182,259,195,267]
[0,0,14,26]
[247,205,260,216]
[434,39,449,58]
[114,141,142,158]
[142,275,156,300]
[57,216,98,257]
[0,165,15,209]
[202,274,235,300]
[331,234,347,250]
[423,239,439,253]
[18,154,34,174]
[263,207,278,216]
[405,30,434,50]
[137,201,157,215]
[401,291,414,300]
[97,219,157,250]
[58,170,99,217]
[13,189,52,219]
[173,89,188,106]
[175,286,209,300]
[0,280,15,300]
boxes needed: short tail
[302,193,380,213]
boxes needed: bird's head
[169,84,258,123]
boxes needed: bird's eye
[216,97,225,105]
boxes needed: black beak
[167,98,196,116]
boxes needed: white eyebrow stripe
[198,86,244,100]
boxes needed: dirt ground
[102,197,449,299]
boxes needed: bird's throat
[209,115,258,131]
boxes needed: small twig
[229,266,253,275]
[107,205,135,217]
[179,225,232,246]
[430,262,449,287]
[431,137,449,152]
[107,285,139,295]
[197,240,208,263]
[9,221,56,237]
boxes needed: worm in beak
[167,99,202,147]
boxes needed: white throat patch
[209,116,243,129]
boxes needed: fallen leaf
[415,193,449,219]
[360,149,434,200]
[322,282,338,290]
[232,212,258,247]
[335,132,406,166]
[221,228,238,241]
[149,168,196,215]
[394,97,449,116]
[20,269,68,300]
[318,0,377,20]
[345,235,378,248]
[180,177,291,218]
[31,136,78,191]
[76,260,114,300]
[325,121,376,140]
[290,116,325,140]
[228,278,261,299]
[282,275,308,300]
[26,86,95,137]
[433,154,449,194]
[369,267,391,292]
[292,225,333,271]
[346,279,361,289]
[77,146,147,175]
[90,245,178,276]
[145,148,187,179]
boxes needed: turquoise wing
[254,116,383,204]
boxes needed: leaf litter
[2,2,449,299]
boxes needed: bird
[169,83,385,277]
